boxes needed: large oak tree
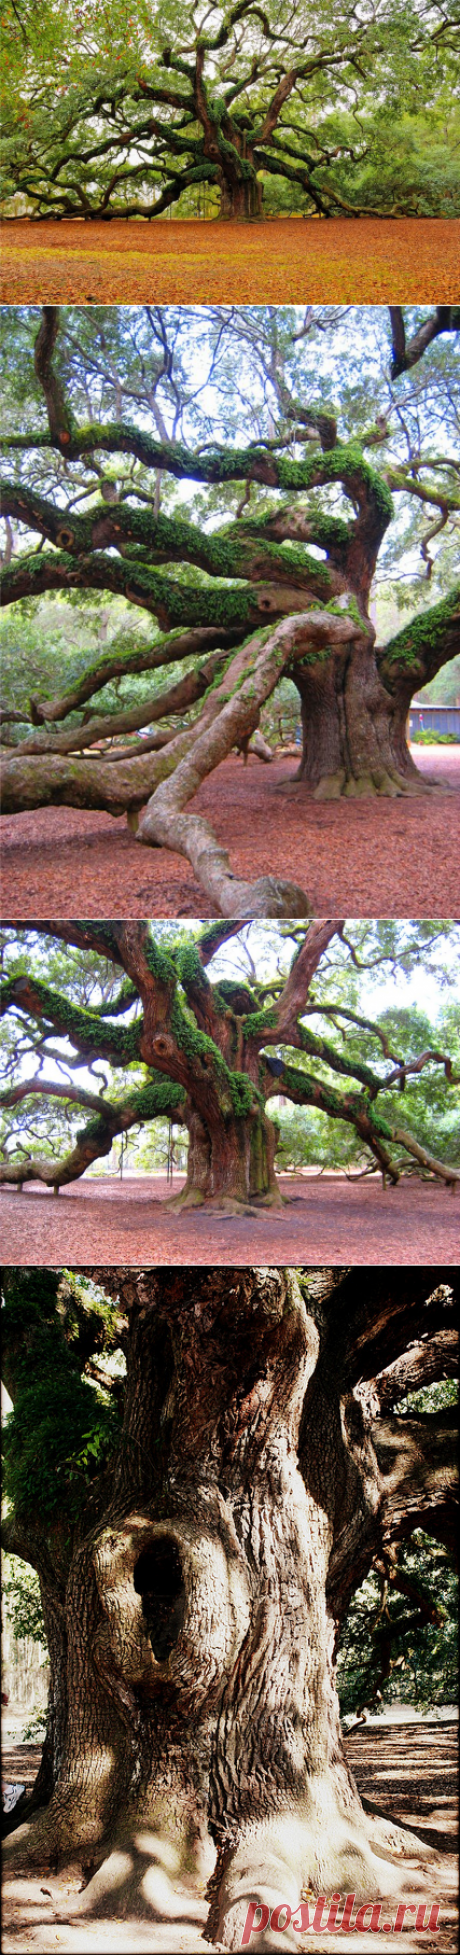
[2,1264,458,1949]
[1,920,459,1208]
[2,0,457,220]
[1,306,459,916]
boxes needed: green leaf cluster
[2,1270,121,1526]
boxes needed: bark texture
[2,1266,457,1953]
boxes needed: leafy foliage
[2,1554,45,1644]
[2,1270,122,1525]
[3,0,458,218]
[337,1381,458,1715]
[338,1533,458,1716]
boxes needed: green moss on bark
[380,586,460,690]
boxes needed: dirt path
[2,1721,458,1952]
[1,218,459,303]
[2,1173,459,1265]
[1,747,458,921]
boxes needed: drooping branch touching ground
[0,1074,186,1192]
[1,306,460,912]
[1,921,458,1209]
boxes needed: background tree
[336,1382,458,1719]
[2,0,458,220]
[1,919,459,1209]
[2,1264,458,1948]
[1,306,459,915]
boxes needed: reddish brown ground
[2,1720,458,1952]
[1,217,459,303]
[1,746,458,921]
[1,1172,459,1265]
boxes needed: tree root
[3,1808,216,1930]
[166,1187,287,1213]
[278,765,452,800]
[206,1801,441,1950]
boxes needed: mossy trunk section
[218,163,262,221]
[177,1104,282,1208]
[293,644,439,797]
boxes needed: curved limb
[137,609,365,915]
[392,1128,460,1190]
[0,1077,186,1192]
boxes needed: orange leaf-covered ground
[1,217,459,302]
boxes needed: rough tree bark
[2,1265,457,1953]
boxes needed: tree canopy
[1,305,459,916]
[2,0,459,217]
[1,918,459,1208]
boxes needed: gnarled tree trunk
[4,1267,451,1949]
[177,1102,281,1208]
[219,173,262,220]
[293,649,435,799]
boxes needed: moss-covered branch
[11,651,227,757]
[1,480,339,598]
[0,545,328,634]
[0,421,394,513]
[379,586,460,692]
[27,628,239,727]
[0,973,142,1065]
[0,1073,186,1190]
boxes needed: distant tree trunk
[4,1269,435,1947]
[293,650,427,797]
[2,1576,67,1839]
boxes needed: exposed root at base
[2,1795,450,1955]
[277,768,451,800]
[165,1188,287,1214]
[206,1802,443,1950]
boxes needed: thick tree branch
[334,1272,458,1389]
[373,1328,459,1409]
[0,973,142,1065]
[0,1072,186,1190]
[389,306,460,380]
[373,1408,458,1557]
[378,586,460,693]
